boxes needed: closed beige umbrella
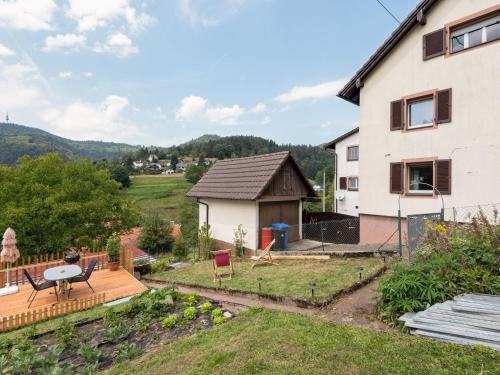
[0,227,20,296]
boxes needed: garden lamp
[256,277,263,292]
[357,266,364,281]
[309,281,316,297]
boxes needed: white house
[186,152,316,252]
[324,127,359,217]
[337,0,500,244]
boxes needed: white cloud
[0,44,15,57]
[67,0,154,33]
[205,104,244,125]
[178,0,245,27]
[43,34,86,52]
[175,95,244,125]
[39,95,143,142]
[0,0,56,31]
[175,95,207,121]
[59,71,73,79]
[250,102,266,113]
[93,32,138,57]
[274,78,348,103]
[83,71,93,77]
[260,116,271,125]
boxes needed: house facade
[324,128,359,217]
[186,152,315,252]
[338,0,500,244]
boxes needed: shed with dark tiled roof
[187,151,315,251]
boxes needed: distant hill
[181,134,221,145]
[0,123,140,164]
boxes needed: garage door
[259,201,300,246]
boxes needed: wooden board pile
[400,294,500,350]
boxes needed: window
[407,163,433,194]
[347,177,358,191]
[408,97,433,129]
[451,13,500,53]
[347,146,359,161]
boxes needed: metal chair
[24,269,58,308]
[67,259,97,298]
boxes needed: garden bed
[145,258,387,308]
[0,288,233,374]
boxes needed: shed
[186,151,316,251]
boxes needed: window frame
[346,145,359,161]
[407,96,434,130]
[403,90,437,132]
[445,5,500,57]
[347,176,358,191]
[402,157,438,198]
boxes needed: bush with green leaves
[200,301,212,313]
[151,257,170,273]
[137,214,174,253]
[172,238,188,260]
[198,224,215,260]
[183,306,197,320]
[161,314,179,329]
[379,213,500,323]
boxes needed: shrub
[379,213,500,323]
[161,314,179,329]
[183,306,197,320]
[198,224,215,260]
[172,238,188,260]
[137,214,174,253]
[151,257,170,273]
[200,302,212,313]
[233,224,247,257]
[106,234,121,262]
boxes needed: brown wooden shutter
[390,100,403,131]
[435,159,451,194]
[390,163,404,194]
[423,28,446,60]
[436,88,452,124]
[339,177,347,190]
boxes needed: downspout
[197,199,209,226]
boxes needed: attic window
[450,12,500,53]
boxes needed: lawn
[105,308,499,375]
[122,175,192,221]
[147,258,386,302]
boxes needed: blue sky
[0,0,418,146]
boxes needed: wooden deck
[0,268,147,318]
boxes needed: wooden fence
[0,293,106,332]
[0,248,135,288]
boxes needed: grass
[122,175,192,221]
[105,308,499,375]
[147,258,385,301]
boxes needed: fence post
[398,209,403,257]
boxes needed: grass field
[147,258,385,301]
[105,308,499,375]
[123,175,193,221]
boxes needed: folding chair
[212,249,234,282]
[251,239,278,269]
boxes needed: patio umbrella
[0,227,20,295]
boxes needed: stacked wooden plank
[400,294,500,350]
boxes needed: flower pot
[108,261,120,271]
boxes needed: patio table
[44,264,82,299]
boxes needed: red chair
[212,250,234,282]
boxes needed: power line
[375,0,401,25]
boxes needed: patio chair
[251,239,278,269]
[67,259,97,298]
[24,269,58,308]
[212,249,234,282]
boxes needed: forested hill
[168,135,332,180]
[0,123,140,164]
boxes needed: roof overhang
[337,0,440,105]
[324,127,359,150]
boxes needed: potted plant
[106,234,121,271]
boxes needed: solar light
[309,281,316,297]
[256,277,263,291]
[357,266,364,281]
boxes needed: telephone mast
[5,112,9,123]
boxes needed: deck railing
[0,293,106,332]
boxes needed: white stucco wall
[335,131,359,217]
[358,0,500,218]
[198,199,259,250]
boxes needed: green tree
[0,153,137,256]
[137,214,174,253]
[109,164,131,188]
[184,164,208,184]
[170,154,179,170]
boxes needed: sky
[0,0,419,147]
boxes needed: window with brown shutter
[390,100,403,131]
[423,28,446,60]
[435,159,451,194]
[390,163,403,194]
[436,89,452,124]
[339,177,347,190]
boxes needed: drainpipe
[197,199,209,226]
